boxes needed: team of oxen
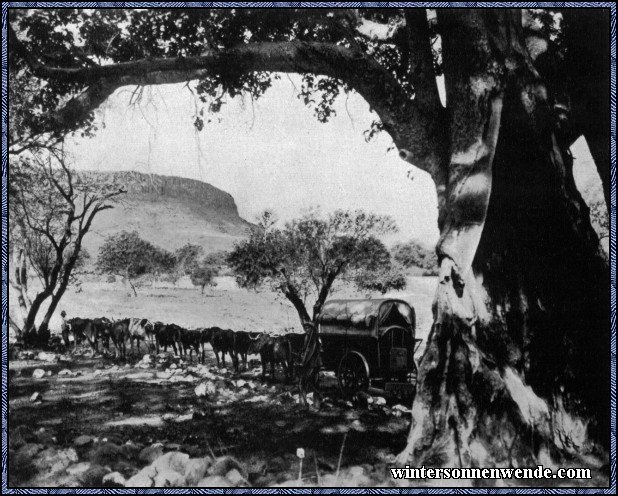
[65,317,307,381]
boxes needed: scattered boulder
[184,457,213,485]
[138,444,164,463]
[73,435,93,447]
[151,451,190,474]
[90,442,126,466]
[153,469,185,487]
[31,369,46,379]
[36,351,57,362]
[195,381,216,397]
[66,462,91,477]
[226,468,249,486]
[30,392,41,402]
[102,471,126,487]
[33,447,78,475]
[196,475,233,487]
[208,456,247,480]
[125,465,157,487]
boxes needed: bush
[392,240,438,274]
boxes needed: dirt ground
[8,345,414,488]
[8,275,438,488]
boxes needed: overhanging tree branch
[12,24,441,172]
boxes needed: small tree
[392,240,439,276]
[96,231,175,296]
[175,243,204,275]
[190,264,217,295]
[228,209,406,326]
[189,251,225,294]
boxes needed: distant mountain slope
[81,171,253,257]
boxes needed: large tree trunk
[38,285,67,338]
[22,291,51,346]
[400,9,609,473]
[9,248,31,339]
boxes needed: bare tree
[9,149,125,345]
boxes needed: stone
[184,457,213,486]
[33,447,78,474]
[80,465,112,486]
[225,468,249,486]
[208,456,247,479]
[138,444,164,463]
[153,469,185,487]
[151,451,190,474]
[196,475,233,487]
[36,351,57,362]
[90,442,125,466]
[66,462,91,476]
[102,471,126,486]
[30,392,41,402]
[32,369,45,379]
[73,435,93,447]
[125,465,157,487]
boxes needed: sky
[65,74,604,247]
[65,75,440,245]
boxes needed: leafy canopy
[227,209,406,322]
[96,230,176,279]
[9,8,421,145]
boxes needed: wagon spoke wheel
[338,351,370,398]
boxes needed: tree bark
[10,248,31,332]
[283,285,312,327]
[400,9,609,472]
[22,290,51,346]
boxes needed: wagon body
[316,299,419,397]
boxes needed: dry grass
[10,275,437,341]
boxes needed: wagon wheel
[338,351,370,398]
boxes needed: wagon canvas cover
[317,299,415,338]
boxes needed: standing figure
[60,310,71,349]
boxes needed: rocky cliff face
[80,171,252,257]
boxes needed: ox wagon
[316,299,421,399]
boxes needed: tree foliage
[189,258,220,294]
[175,243,204,275]
[392,240,438,275]
[96,230,176,295]
[227,210,405,324]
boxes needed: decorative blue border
[1,2,615,494]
